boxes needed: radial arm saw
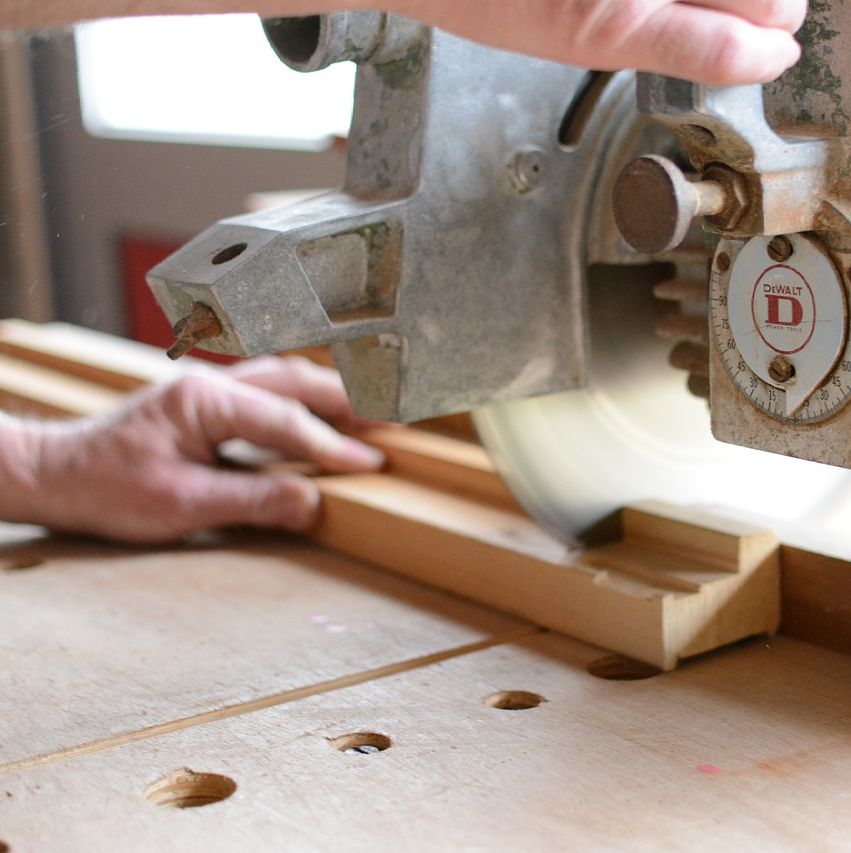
[147,4,851,540]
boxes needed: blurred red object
[120,234,235,364]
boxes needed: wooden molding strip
[0,319,183,391]
[0,352,122,417]
[0,320,515,508]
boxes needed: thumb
[184,467,322,532]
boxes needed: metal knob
[613,155,726,255]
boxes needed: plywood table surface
[0,523,527,769]
[1,522,850,851]
[2,631,850,852]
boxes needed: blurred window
[75,15,355,150]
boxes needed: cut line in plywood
[0,626,538,776]
[0,528,528,768]
[0,320,784,669]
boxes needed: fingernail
[290,480,321,530]
[766,33,801,76]
[341,438,385,469]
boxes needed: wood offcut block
[314,478,780,671]
[578,501,780,669]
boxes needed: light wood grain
[316,480,779,669]
[341,425,514,508]
[0,633,848,851]
[0,326,846,850]
[0,319,183,391]
[0,528,523,766]
[0,352,122,417]
[781,544,851,655]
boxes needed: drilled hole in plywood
[587,655,662,681]
[329,732,391,755]
[484,690,545,710]
[144,768,236,809]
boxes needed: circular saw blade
[474,263,851,544]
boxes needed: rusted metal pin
[166,302,223,360]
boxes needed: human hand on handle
[386,0,807,85]
[0,356,384,543]
[6,0,807,85]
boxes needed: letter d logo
[766,294,803,326]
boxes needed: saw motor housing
[149,15,607,422]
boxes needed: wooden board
[0,631,848,850]
[0,353,122,417]
[781,544,851,656]
[0,526,525,767]
[0,319,183,391]
[0,318,845,847]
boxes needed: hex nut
[702,165,749,232]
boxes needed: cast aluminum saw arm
[148,12,637,422]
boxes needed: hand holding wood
[0,357,384,542]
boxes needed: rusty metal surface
[616,2,851,472]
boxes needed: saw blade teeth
[669,341,710,376]
[654,313,709,345]
[652,277,709,305]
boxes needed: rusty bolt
[167,302,223,360]
[768,355,796,384]
[767,235,794,263]
[716,251,731,273]
[702,164,749,232]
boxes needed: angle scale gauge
[711,233,851,424]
